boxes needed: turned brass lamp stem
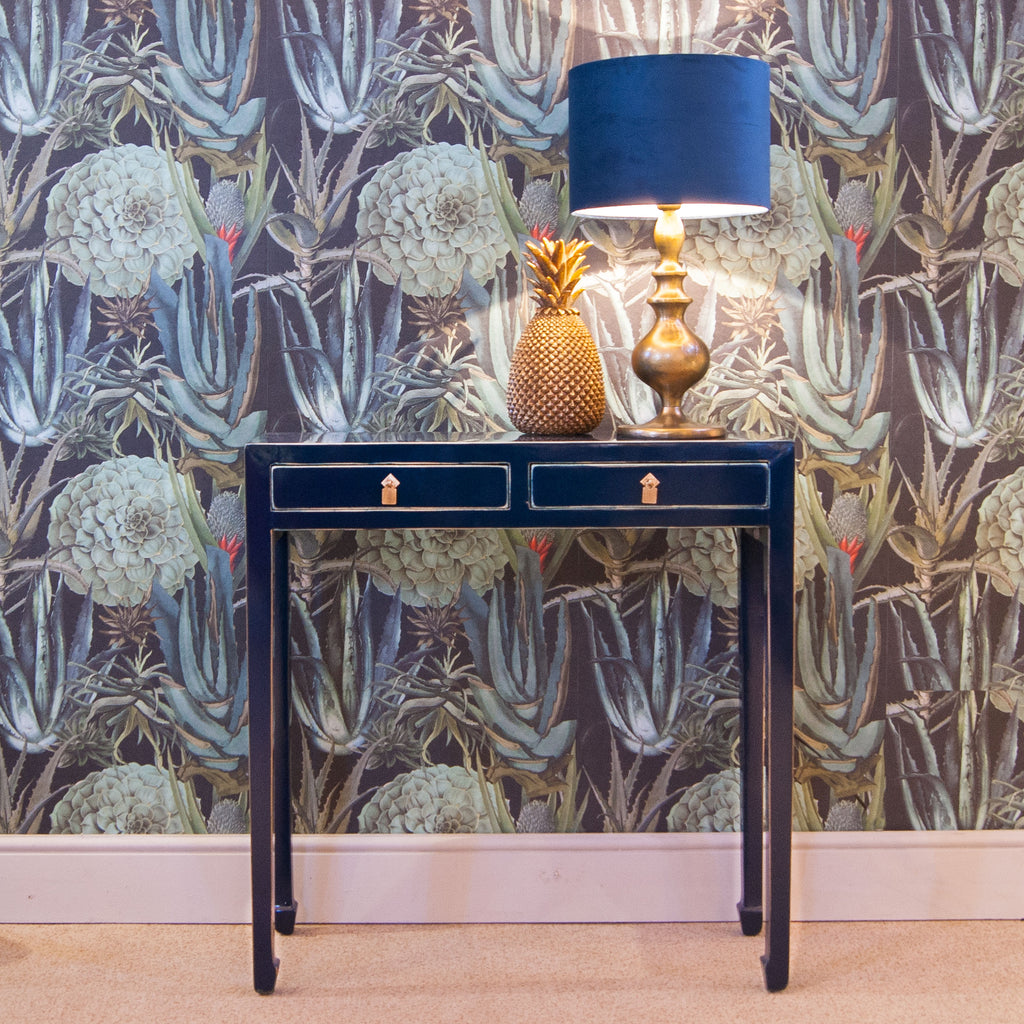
[616,204,725,439]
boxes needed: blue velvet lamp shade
[568,53,770,219]
[567,53,771,438]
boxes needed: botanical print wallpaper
[1,0,1024,840]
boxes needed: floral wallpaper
[1,0,1024,840]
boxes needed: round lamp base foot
[616,419,725,440]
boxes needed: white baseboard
[3,831,1023,924]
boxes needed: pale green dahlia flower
[355,142,511,296]
[48,455,198,607]
[684,146,824,298]
[673,517,817,595]
[50,763,185,834]
[355,527,508,607]
[45,144,197,297]
[667,527,739,608]
[975,465,1024,596]
[666,766,741,832]
[983,162,1024,285]
[358,765,494,833]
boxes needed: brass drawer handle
[381,473,400,505]
[641,472,660,505]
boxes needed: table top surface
[245,430,795,459]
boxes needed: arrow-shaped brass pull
[640,472,660,505]
[381,473,400,505]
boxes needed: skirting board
[2,831,1023,924]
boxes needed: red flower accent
[838,535,864,574]
[845,224,870,262]
[217,223,243,261]
[530,223,555,241]
[528,534,553,570]
[219,534,243,571]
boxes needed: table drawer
[271,462,510,511]
[529,461,769,509]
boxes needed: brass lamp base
[616,415,725,440]
[616,204,724,440]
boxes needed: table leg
[272,530,298,935]
[761,519,793,993]
[737,528,766,938]
[247,515,278,993]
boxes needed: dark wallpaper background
[2,0,1024,838]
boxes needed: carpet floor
[3,920,1022,1023]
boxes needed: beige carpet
[3,920,1022,1023]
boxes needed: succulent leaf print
[2,0,1024,846]
[47,456,198,607]
[44,145,197,299]
[355,142,512,297]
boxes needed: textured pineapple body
[507,309,606,435]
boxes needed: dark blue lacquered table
[245,434,794,993]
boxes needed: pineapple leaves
[524,237,593,312]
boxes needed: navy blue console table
[244,435,794,993]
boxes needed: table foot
[737,901,763,936]
[761,953,789,992]
[275,898,298,935]
[255,956,279,994]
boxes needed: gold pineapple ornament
[506,237,606,435]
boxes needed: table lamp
[568,54,770,438]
